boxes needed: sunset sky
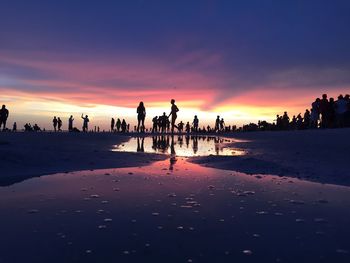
[1,0,350,130]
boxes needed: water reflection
[114,135,245,158]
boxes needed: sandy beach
[1,128,349,186]
[1,130,350,262]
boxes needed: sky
[1,0,350,130]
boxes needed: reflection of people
[169,135,177,170]
[168,99,179,133]
[137,137,144,152]
[192,136,198,154]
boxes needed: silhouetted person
[57,117,62,131]
[68,115,74,132]
[81,114,89,132]
[12,122,17,132]
[121,119,127,133]
[168,99,179,133]
[303,109,310,128]
[111,118,115,132]
[0,105,9,131]
[282,112,289,130]
[137,101,146,132]
[220,118,225,131]
[215,116,220,132]
[33,124,41,131]
[328,97,336,128]
[335,95,347,127]
[192,115,199,132]
[178,121,184,133]
[296,113,303,129]
[116,118,121,132]
[52,116,58,132]
[185,122,190,133]
[160,112,167,133]
[319,94,329,128]
[152,116,158,133]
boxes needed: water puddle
[112,135,246,157]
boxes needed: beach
[1,129,349,186]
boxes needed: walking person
[168,99,179,133]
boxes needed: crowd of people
[242,93,350,132]
[1,94,349,133]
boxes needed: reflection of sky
[113,136,246,157]
[1,157,350,262]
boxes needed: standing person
[178,121,184,133]
[319,94,330,128]
[137,101,146,132]
[215,116,220,132]
[335,95,348,128]
[192,115,199,132]
[68,115,74,131]
[0,105,9,131]
[111,118,115,132]
[121,119,127,133]
[311,98,320,128]
[57,117,62,131]
[220,118,225,131]
[185,122,190,133]
[81,114,89,132]
[168,99,179,133]
[13,122,17,132]
[52,116,58,132]
[152,116,158,133]
[116,118,121,132]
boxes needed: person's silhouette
[0,105,9,131]
[168,99,179,133]
[57,117,62,131]
[68,115,74,132]
[116,118,121,132]
[111,118,115,132]
[52,116,58,132]
[215,116,220,132]
[81,114,89,132]
[193,115,199,132]
[137,101,146,133]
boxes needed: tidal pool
[113,135,246,157]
